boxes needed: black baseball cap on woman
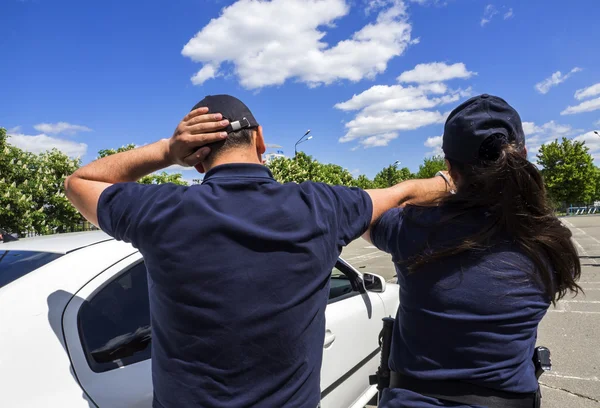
[442,94,526,164]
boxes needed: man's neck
[205,150,262,171]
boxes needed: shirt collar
[202,163,275,183]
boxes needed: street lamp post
[295,130,312,157]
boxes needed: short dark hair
[203,127,257,166]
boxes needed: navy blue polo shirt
[370,206,550,408]
[97,163,372,408]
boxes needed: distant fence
[22,222,98,238]
[566,205,600,216]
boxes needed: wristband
[435,171,456,194]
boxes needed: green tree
[352,175,375,189]
[373,164,414,188]
[98,144,188,186]
[537,137,596,208]
[0,127,83,235]
[416,155,446,179]
[268,152,355,185]
[593,167,600,203]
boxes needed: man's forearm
[71,139,172,184]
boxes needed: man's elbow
[64,173,81,203]
[64,175,74,200]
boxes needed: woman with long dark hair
[368,94,582,408]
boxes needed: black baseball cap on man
[442,94,525,164]
[191,94,259,134]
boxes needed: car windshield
[0,250,63,289]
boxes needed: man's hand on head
[64,107,229,227]
[167,107,230,168]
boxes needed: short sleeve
[370,207,404,254]
[307,183,373,247]
[97,182,182,248]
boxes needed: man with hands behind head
[65,95,449,408]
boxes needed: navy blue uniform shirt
[370,206,550,408]
[98,163,373,408]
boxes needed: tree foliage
[0,127,83,235]
[98,144,188,186]
[537,137,597,207]
[268,152,356,185]
[415,155,446,179]
[372,164,413,188]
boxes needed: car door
[320,260,385,408]
[63,252,154,408]
[64,256,383,408]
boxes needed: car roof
[0,230,114,254]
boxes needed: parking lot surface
[342,218,600,407]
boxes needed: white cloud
[336,61,473,149]
[534,67,582,95]
[33,122,92,135]
[397,62,475,83]
[573,131,600,158]
[503,8,513,19]
[424,135,443,156]
[166,165,200,172]
[335,83,469,112]
[480,4,498,26]
[7,133,87,157]
[359,132,400,148]
[182,0,413,89]
[191,64,218,85]
[522,120,578,160]
[340,110,445,143]
[575,83,600,101]
[561,97,600,115]
[406,0,441,4]
[6,126,21,133]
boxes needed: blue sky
[1,0,600,180]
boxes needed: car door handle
[324,330,336,348]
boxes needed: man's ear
[255,126,266,155]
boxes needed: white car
[0,231,399,408]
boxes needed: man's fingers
[186,113,223,127]
[183,147,211,167]
[183,107,210,122]
[184,131,228,147]
[187,121,229,135]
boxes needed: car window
[329,264,358,303]
[78,261,150,373]
[0,250,62,289]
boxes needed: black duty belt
[389,372,539,408]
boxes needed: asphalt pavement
[342,218,600,408]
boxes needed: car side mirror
[363,273,386,293]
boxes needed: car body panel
[0,239,137,408]
[320,291,384,408]
[0,230,112,254]
[0,233,400,408]
[63,252,153,408]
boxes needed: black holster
[368,317,395,397]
